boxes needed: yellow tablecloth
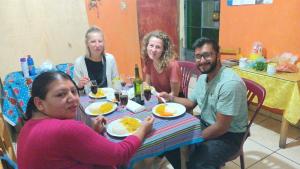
[232,66,300,125]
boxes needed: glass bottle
[133,64,144,105]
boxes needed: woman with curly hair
[141,31,182,169]
[141,30,182,96]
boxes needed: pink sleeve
[59,121,141,166]
[169,61,182,83]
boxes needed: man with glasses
[160,37,248,169]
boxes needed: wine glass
[119,75,127,90]
[114,90,121,103]
[119,91,128,111]
[90,80,98,94]
[144,85,152,101]
[143,85,152,110]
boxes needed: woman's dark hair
[192,37,220,54]
[25,71,77,120]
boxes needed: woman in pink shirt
[17,71,154,169]
[141,30,182,97]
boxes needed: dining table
[232,66,300,148]
[2,64,74,126]
[77,93,204,168]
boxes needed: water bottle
[20,57,29,78]
[27,55,36,76]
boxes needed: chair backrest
[177,61,201,97]
[220,48,241,59]
[242,78,266,142]
[0,111,16,163]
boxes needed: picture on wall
[227,0,273,6]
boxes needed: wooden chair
[0,77,17,169]
[225,78,266,169]
[220,48,241,60]
[177,61,201,98]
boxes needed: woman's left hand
[92,115,107,134]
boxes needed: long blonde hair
[85,26,105,58]
[141,30,177,69]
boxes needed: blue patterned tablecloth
[3,71,35,126]
[3,63,74,126]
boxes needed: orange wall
[219,0,300,58]
[85,0,141,78]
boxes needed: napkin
[126,100,145,113]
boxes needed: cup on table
[90,80,98,94]
[114,90,121,102]
[119,90,129,109]
[143,85,152,101]
[267,63,276,76]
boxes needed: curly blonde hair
[141,30,177,70]
[85,26,105,58]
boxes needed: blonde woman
[141,30,182,97]
[74,26,119,94]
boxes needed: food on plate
[155,104,176,117]
[91,88,105,97]
[90,102,114,115]
[120,117,141,133]
[111,125,128,135]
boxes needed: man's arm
[201,113,232,140]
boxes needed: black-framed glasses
[194,52,216,60]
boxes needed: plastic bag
[40,60,56,72]
[274,52,299,73]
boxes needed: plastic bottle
[20,57,29,78]
[133,64,144,105]
[27,55,36,76]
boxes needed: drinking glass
[119,91,128,110]
[90,80,98,94]
[143,85,152,101]
[143,85,152,110]
[114,90,121,103]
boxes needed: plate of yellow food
[85,101,117,116]
[152,103,186,118]
[106,117,142,137]
[89,88,114,99]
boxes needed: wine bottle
[133,64,144,105]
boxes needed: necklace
[153,61,163,73]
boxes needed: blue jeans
[186,132,244,169]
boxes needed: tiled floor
[145,113,300,169]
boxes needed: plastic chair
[178,61,201,98]
[220,47,241,59]
[225,78,266,169]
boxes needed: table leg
[279,117,289,148]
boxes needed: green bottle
[133,64,144,105]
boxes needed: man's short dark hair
[192,37,220,54]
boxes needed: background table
[78,95,204,168]
[2,64,74,126]
[2,71,34,126]
[232,66,300,148]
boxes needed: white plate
[85,101,117,116]
[88,87,115,99]
[152,103,186,118]
[127,86,156,99]
[106,117,142,137]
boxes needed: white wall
[0,0,89,78]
